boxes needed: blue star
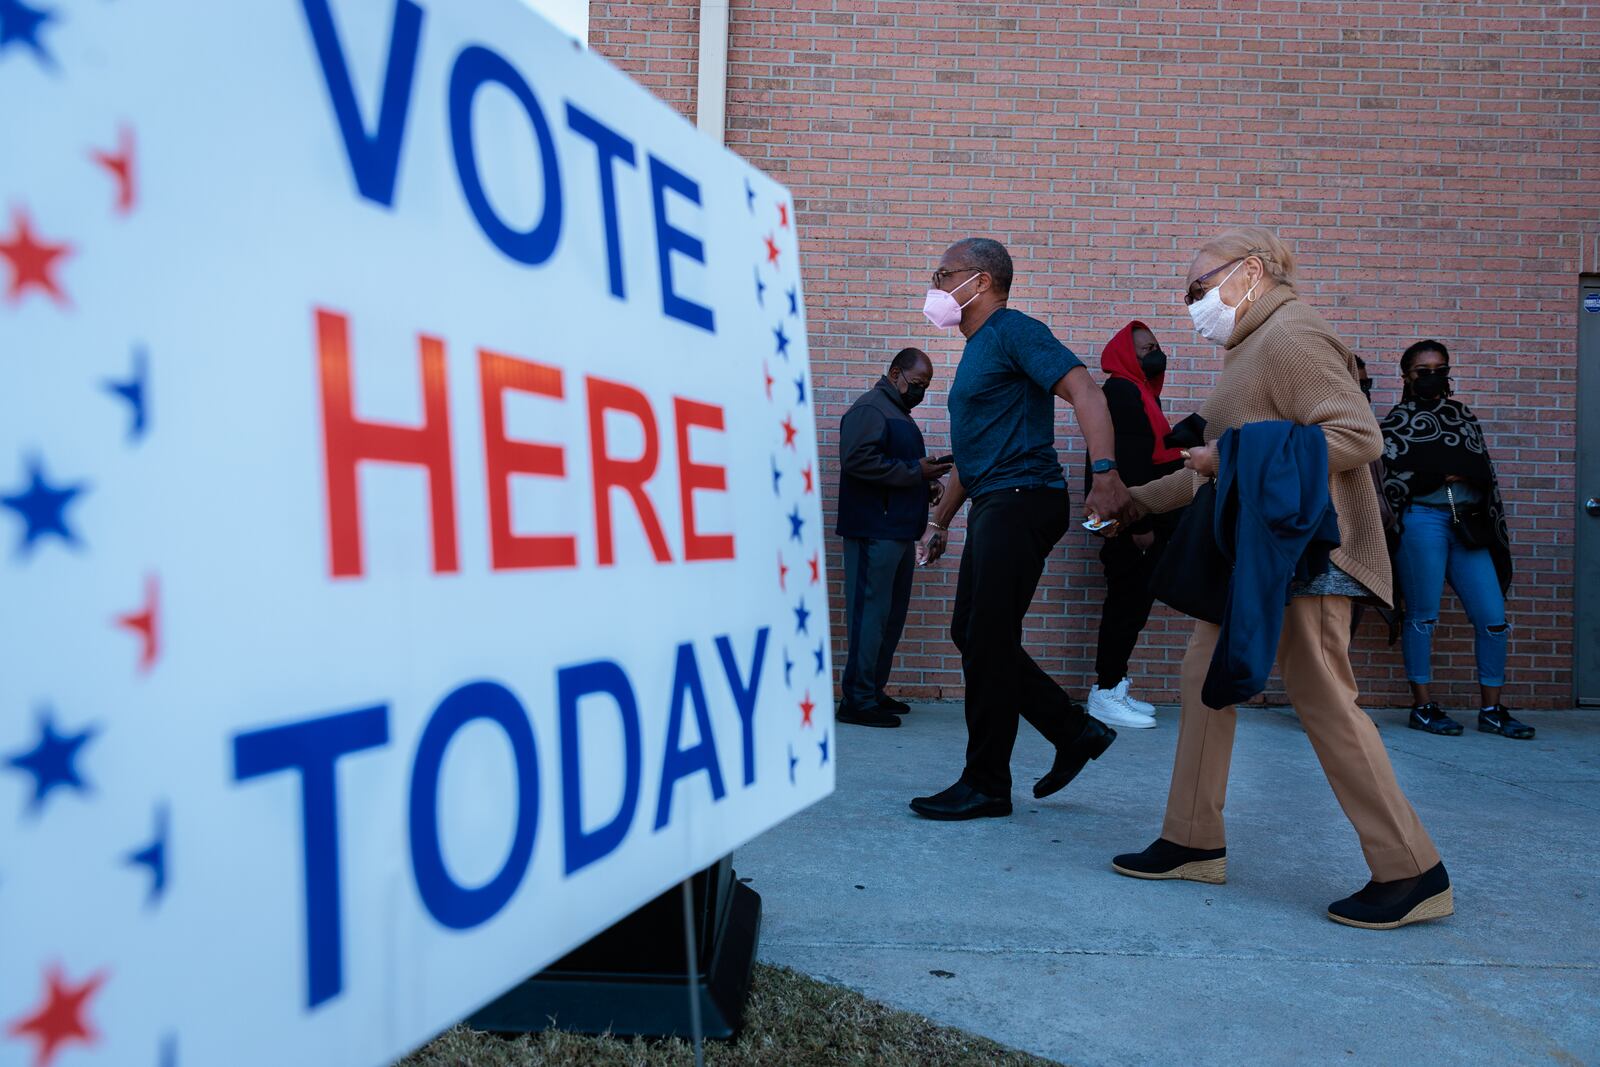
[813,641,826,675]
[787,745,798,784]
[754,267,766,307]
[0,0,57,70]
[773,323,790,359]
[1,455,88,556]
[793,597,811,635]
[104,345,150,444]
[818,731,831,766]
[787,286,799,317]
[5,709,95,815]
[787,505,805,543]
[794,375,807,406]
[745,178,756,213]
[771,455,782,496]
[783,649,795,688]
[126,803,169,908]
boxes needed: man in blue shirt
[912,237,1134,820]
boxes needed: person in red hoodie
[1084,322,1188,728]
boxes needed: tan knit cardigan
[1131,285,1392,606]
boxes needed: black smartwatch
[1090,458,1118,476]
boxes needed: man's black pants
[841,537,916,712]
[951,486,1087,795]
[1093,532,1166,690]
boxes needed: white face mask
[922,273,981,330]
[1187,261,1258,345]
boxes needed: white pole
[696,0,730,144]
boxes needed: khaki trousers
[1162,595,1440,881]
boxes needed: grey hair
[950,237,1013,294]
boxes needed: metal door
[1578,276,1600,705]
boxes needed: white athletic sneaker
[1088,685,1155,729]
[1113,678,1157,717]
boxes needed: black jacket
[1082,378,1185,534]
[834,377,929,541]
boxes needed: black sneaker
[1112,838,1227,884]
[1328,861,1453,930]
[877,695,912,715]
[1408,703,1463,736]
[837,703,900,728]
[1479,705,1534,740]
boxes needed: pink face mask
[922,273,981,329]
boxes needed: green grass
[398,963,1060,1066]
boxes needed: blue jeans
[1395,504,1507,687]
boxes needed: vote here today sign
[0,1,832,1064]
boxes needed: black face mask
[1139,346,1167,379]
[900,381,928,409]
[1359,379,1373,401]
[1411,369,1449,401]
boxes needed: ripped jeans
[1396,504,1508,687]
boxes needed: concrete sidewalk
[737,701,1600,1066]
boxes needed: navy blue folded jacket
[1202,422,1342,710]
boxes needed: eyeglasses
[932,266,982,288]
[1183,258,1243,306]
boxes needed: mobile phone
[1082,516,1118,533]
[931,454,954,465]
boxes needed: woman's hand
[1183,445,1218,479]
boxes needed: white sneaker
[1113,678,1157,716]
[1088,685,1155,729]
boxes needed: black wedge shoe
[1478,705,1535,740]
[1408,702,1462,736]
[1112,838,1227,884]
[1328,862,1453,930]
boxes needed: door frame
[1578,275,1600,706]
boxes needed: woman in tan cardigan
[1110,227,1451,931]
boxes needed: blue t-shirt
[948,307,1083,498]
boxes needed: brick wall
[592,0,1600,710]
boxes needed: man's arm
[840,405,923,486]
[917,466,968,564]
[1054,366,1134,525]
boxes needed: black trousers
[840,537,916,711]
[1093,532,1166,690]
[951,486,1087,795]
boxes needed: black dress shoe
[877,694,912,715]
[1478,705,1534,739]
[1408,702,1463,736]
[909,781,1012,821]
[1328,861,1453,930]
[837,703,900,728]
[1112,838,1227,884]
[1033,715,1116,799]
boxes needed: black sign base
[466,856,761,1040]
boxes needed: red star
[801,463,814,494]
[7,964,106,1067]
[763,362,774,400]
[764,233,780,266]
[115,575,159,673]
[777,551,789,592]
[808,552,820,585]
[91,126,137,216]
[780,414,797,450]
[0,209,73,308]
[799,690,814,727]
[778,202,790,229]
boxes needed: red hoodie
[1101,320,1184,465]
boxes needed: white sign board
[0,1,832,1064]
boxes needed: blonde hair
[1198,226,1296,285]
